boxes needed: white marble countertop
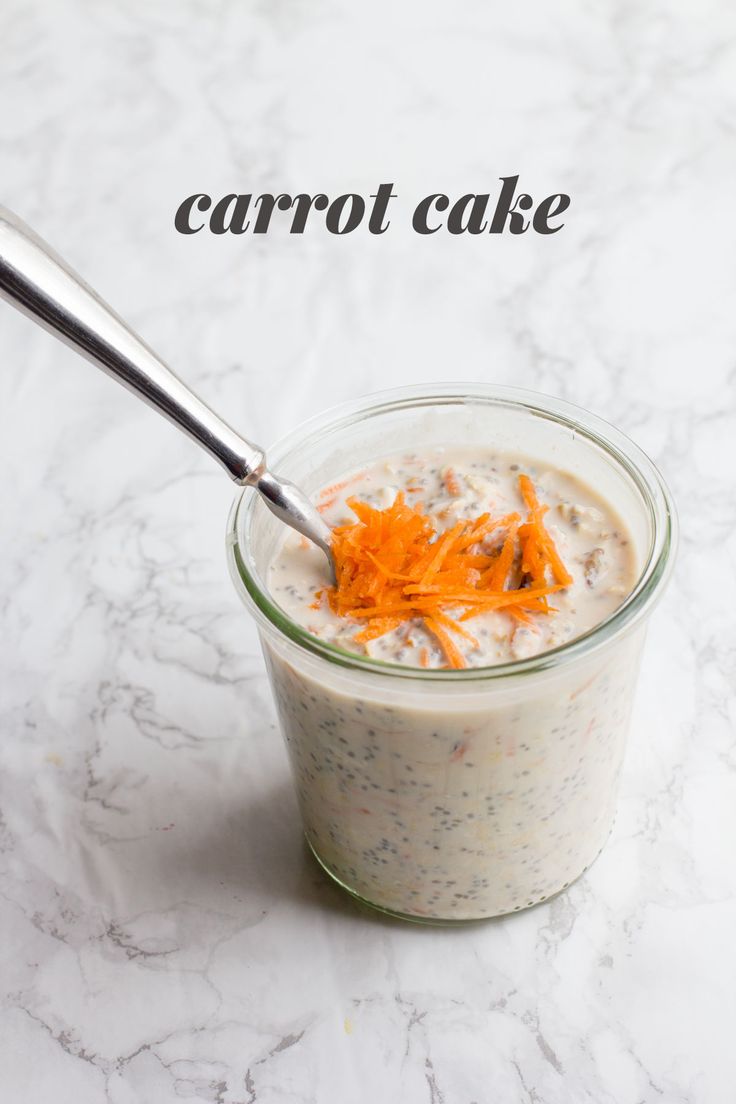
[1,2,735,1101]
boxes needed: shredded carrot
[325,475,573,669]
[519,474,573,587]
[430,608,479,647]
[424,617,466,669]
[354,615,408,643]
[319,471,367,500]
[486,515,520,590]
[506,606,533,624]
[317,496,337,514]
[443,468,462,496]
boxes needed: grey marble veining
[1,1,735,1101]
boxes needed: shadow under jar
[227,385,676,923]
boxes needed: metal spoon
[0,206,334,575]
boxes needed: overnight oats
[269,450,636,669]
[227,387,676,921]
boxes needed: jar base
[305,835,606,925]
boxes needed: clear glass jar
[226,385,677,922]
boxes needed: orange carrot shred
[324,475,573,669]
[424,617,466,669]
[443,468,462,496]
[487,515,521,590]
[518,474,574,587]
[430,608,479,647]
[319,471,367,500]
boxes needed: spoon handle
[0,206,265,484]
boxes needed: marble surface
[1,1,735,1101]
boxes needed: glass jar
[226,385,677,922]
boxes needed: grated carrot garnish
[319,471,367,501]
[443,468,462,496]
[506,606,533,624]
[325,476,573,669]
[354,615,409,643]
[486,515,520,590]
[518,474,574,587]
[430,608,479,647]
[424,617,466,669]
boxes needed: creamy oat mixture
[263,448,640,920]
[269,448,636,666]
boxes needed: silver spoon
[0,206,335,575]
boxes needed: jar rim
[226,384,677,682]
